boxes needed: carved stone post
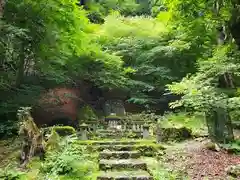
[156,124,161,143]
[79,123,88,140]
[142,124,150,139]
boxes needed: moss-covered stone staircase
[96,141,153,180]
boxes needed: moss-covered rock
[53,126,76,136]
[226,164,240,177]
[105,114,121,121]
[205,142,221,151]
[157,127,192,142]
[135,144,164,157]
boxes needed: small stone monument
[142,124,150,139]
[79,123,88,140]
[156,124,161,143]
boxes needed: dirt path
[161,138,240,180]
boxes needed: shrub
[0,167,25,180]
[41,139,97,179]
[53,126,76,136]
[159,112,207,136]
[45,129,61,151]
[221,140,240,154]
[78,105,98,122]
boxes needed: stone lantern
[79,123,88,140]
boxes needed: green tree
[164,0,240,143]
[0,0,126,136]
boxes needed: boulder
[157,127,192,142]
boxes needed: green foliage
[85,0,151,17]
[53,126,76,137]
[41,138,98,179]
[0,120,19,138]
[45,129,61,151]
[78,105,98,121]
[222,139,240,154]
[168,45,240,111]
[160,112,207,135]
[96,14,199,105]
[0,167,25,180]
[144,157,187,180]
[0,0,128,134]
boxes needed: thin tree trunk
[15,52,25,87]
[206,108,234,143]
[0,0,4,17]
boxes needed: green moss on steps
[99,159,147,171]
[97,170,153,180]
[99,151,141,159]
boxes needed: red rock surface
[32,87,81,126]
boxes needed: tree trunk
[206,108,234,143]
[15,54,25,87]
[0,0,4,17]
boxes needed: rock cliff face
[31,87,82,127]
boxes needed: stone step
[97,145,136,151]
[99,159,147,171]
[98,132,123,136]
[98,133,123,139]
[77,140,156,145]
[99,151,141,159]
[97,129,120,133]
[92,141,142,146]
[97,171,153,180]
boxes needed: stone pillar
[79,123,88,140]
[92,124,97,132]
[142,124,150,139]
[156,124,161,143]
[122,123,127,131]
[133,124,136,131]
[136,124,140,131]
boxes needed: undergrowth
[0,137,99,180]
[143,157,188,180]
[159,112,207,136]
